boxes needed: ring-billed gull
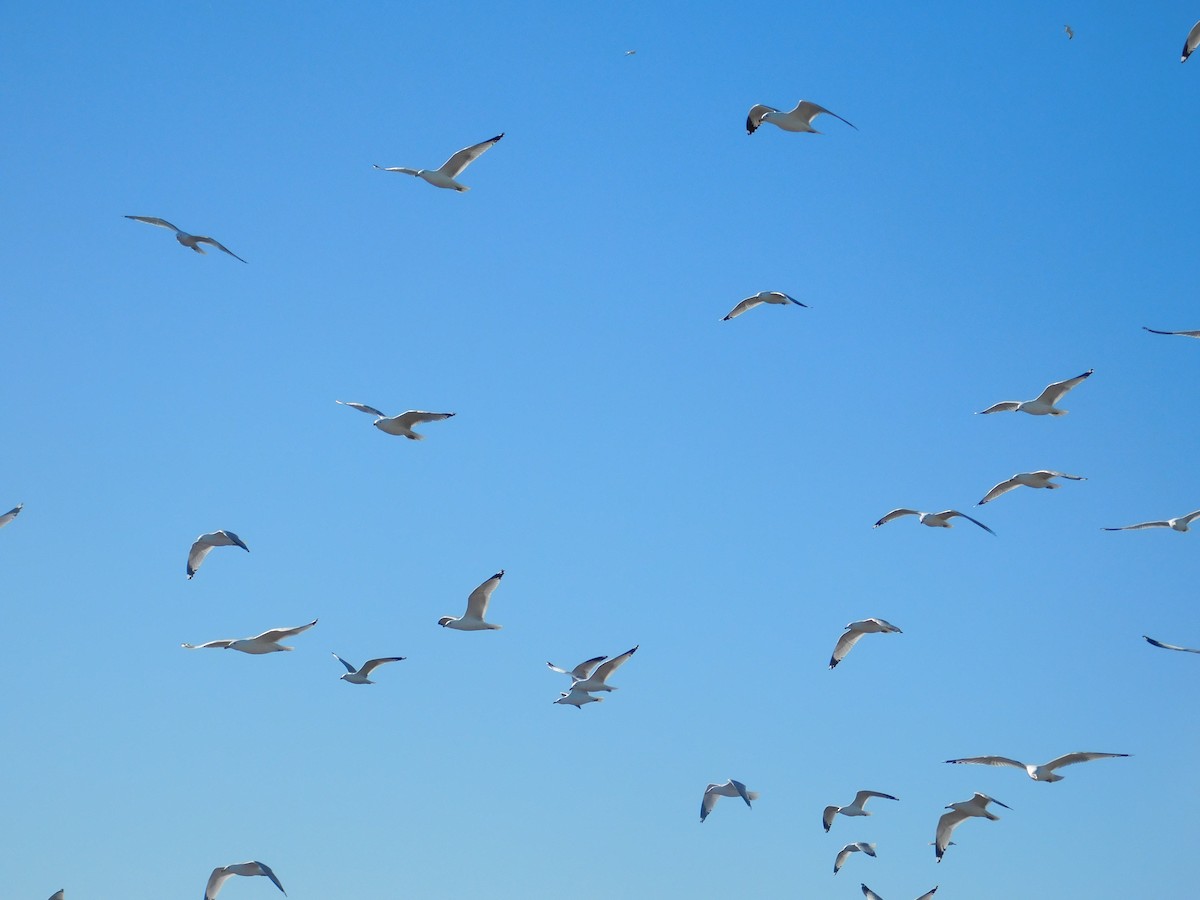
[567,645,638,692]
[187,530,249,579]
[336,401,455,440]
[1143,326,1200,338]
[547,655,609,680]
[0,502,22,529]
[1184,21,1200,61]
[976,369,1093,416]
[722,291,808,321]
[183,619,317,654]
[373,133,503,192]
[204,861,285,899]
[554,687,603,708]
[861,886,938,900]
[700,779,759,822]
[124,216,246,262]
[823,790,898,832]
[833,842,876,874]
[829,619,902,669]
[934,793,1009,862]
[746,100,856,135]
[439,571,504,630]
[944,751,1128,782]
[1103,509,1200,532]
[873,509,995,535]
[1143,635,1200,654]
[332,653,406,684]
[976,471,1085,505]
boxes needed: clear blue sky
[4,2,1198,897]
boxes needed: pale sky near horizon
[5,2,1200,898]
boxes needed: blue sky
[4,2,1199,897]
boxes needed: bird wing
[834,846,853,874]
[915,889,940,900]
[940,511,996,535]
[394,410,456,427]
[48,892,64,900]
[466,571,504,619]
[745,104,778,134]
[373,165,420,175]
[723,297,763,320]
[944,755,1026,770]
[795,100,857,130]
[549,655,608,679]
[332,653,357,673]
[1043,751,1129,771]
[1103,521,1169,531]
[1034,369,1093,406]
[255,862,286,896]
[187,540,216,578]
[0,502,23,527]
[438,133,504,177]
[205,867,233,900]
[860,885,884,900]
[978,477,1020,505]
[771,291,809,307]
[730,778,753,806]
[255,619,318,643]
[829,629,867,668]
[357,657,406,677]
[700,786,720,821]
[873,509,918,527]
[977,400,1021,414]
[591,645,638,683]
[977,792,1011,809]
[1144,635,1200,653]
[193,235,247,263]
[822,805,838,831]
[1185,20,1200,61]
[1038,471,1085,481]
[1180,510,1200,525]
[855,790,898,805]
[336,400,387,417]
[183,638,235,649]
[1143,326,1200,337]
[935,808,970,859]
[125,215,181,231]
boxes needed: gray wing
[186,541,215,578]
[860,886,884,900]
[730,778,752,806]
[1185,20,1200,61]
[194,235,248,263]
[255,619,318,643]
[439,133,504,177]
[332,653,357,674]
[466,570,504,618]
[357,657,406,676]
[1034,368,1093,405]
[854,790,898,804]
[0,502,23,528]
[978,477,1020,505]
[829,629,866,668]
[183,638,235,649]
[125,215,181,231]
[591,645,638,682]
[394,410,456,427]
[205,867,232,900]
[1043,751,1129,771]
[976,400,1021,414]
[915,889,939,900]
[1143,326,1200,337]
[944,755,1026,770]
[795,100,857,130]
[1103,521,1169,531]
[1144,635,1200,653]
[746,104,778,134]
[336,400,387,417]
[941,510,996,535]
[723,297,762,320]
[547,655,609,679]
[48,892,64,900]
[935,809,970,860]
[873,509,919,527]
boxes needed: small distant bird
[124,216,247,262]
[187,530,249,579]
[823,790,898,832]
[554,687,603,708]
[332,653,406,684]
[829,619,902,669]
[834,842,876,875]
[183,619,317,654]
[722,291,808,321]
[1103,510,1200,532]
[204,861,286,900]
[873,509,995,535]
[547,655,609,680]
[625,50,637,55]
[1143,326,1200,338]
[1064,24,1074,39]
[439,570,505,630]
[336,401,456,440]
[1144,635,1200,654]
[935,793,1009,862]
[977,471,1086,505]
[746,100,856,135]
[0,502,23,529]
[977,369,1093,416]
[567,645,638,692]
[861,886,938,900]
[1183,20,1200,62]
[701,779,759,822]
[944,751,1129,782]
[374,133,504,192]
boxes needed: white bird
[187,530,249,579]
[373,133,503,192]
[204,861,286,900]
[977,368,1093,416]
[977,471,1086,505]
[332,653,406,684]
[722,291,809,321]
[0,502,22,529]
[553,687,604,709]
[861,885,938,900]
[624,49,637,55]
[833,842,876,874]
[568,645,638,692]
[934,793,1009,862]
[1103,510,1200,532]
[1144,635,1200,654]
[944,751,1129,782]
[547,655,609,680]
[873,509,995,535]
[746,100,856,135]
[1144,326,1200,338]
[335,400,455,440]
[183,619,317,654]
[439,570,504,630]
[124,216,247,262]
[829,619,902,669]
[1184,20,1200,62]
[701,779,759,822]
[823,790,898,832]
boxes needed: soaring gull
[977,471,1085,505]
[944,751,1128,782]
[722,291,808,321]
[701,779,759,822]
[935,793,1009,862]
[829,619,902,669]
[439,570,504,630]
[332,653,406,684]
[204,861,286,900]
[124,216,246,262]
[1103,509,1200,532]
[873,509,994,534]
[183,620,317,654]
[833,842,876,875]
[977,369,1093,416]
[823,790,898,832]
[187,530,249,579]
[374,133,504,192]
[554,687,603,709]
[336,401,455,440]
[746,100,856,135]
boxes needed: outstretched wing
[1043,751,1129,771]
[940,510,996,535]
[935,808,970,861]
[915,889,940,900]
[1144,635,1200,653]
[438,133,504,178]
[745,104,778,134]
[357,657,406,677]
[394,411,456,428]
[977,400,1021,414]
[1103,521,1169,531]
[466,571,505,619]
[183,639,235,649]
[336,400,387,418]
[829,629,866,668]
[125,215,181,231]
[873,509,918,527]
[194,235,248,263]
[1034,368,1093,406]
[0,502,23,528]
[978,477,1020,505]
[255,619,318,643]
[860,884,884,900]
[723,296,763,320]
[332,653,357,674]
[1143,326,1200,337]
[796,100,857,130]
[590,645,638,683]
[944,755,1026,770]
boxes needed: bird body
[336,401,455,440]
[977,369,1093,416]
[554,687,603,708]
[935,793,1009,861]
[183,620,317,654]
[829,619,902,669]
[722,291,808,321]
[333,653,406,684]
[1104,510,1200,532]
[823,790,898,832]
[701,779,758,822]
[977,471,1085,505]
[944,751,1128,782]
[374,133,503,191]
[834,842,876,874]
[204,861,286,900]
[125,216,247,262]
[439,571,504,630]
[746,100,856,135]
[187,530,249,579]
[873,509,994,534]
[568,645,638,692]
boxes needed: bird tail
[746,791,761,801]
[405,433,425,440]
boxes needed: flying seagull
[722,291,808,321]
[1143,326,1200,338]
[977,369,1093,416]
[625,50,637,55]
[829,619,902,669]
[1144,635,1200,654]
[335,401,455,440]
[554,687,603,708]
[834,842,876,875]
[187,530,249,579]
[944,751,1129,782]
[0,502,22,529]
[373,133,504,192]
[1064,24,1074,39]
[873,509,995,535]
[861,886,938,900]
[547,655,609,680]
[746,100,856,135]
[977,471,1086,505]
[204,861,286,900]
[1184,21,1200,61]
[701,779,759,822]
[183,619,317,654]
[332,653,406,684]
[1103,510,1200,532]
[439,570,504,630]
[823,790,898,832]
[935,793,1009,862]
[124,216,246,262]
[567,645,638,692]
